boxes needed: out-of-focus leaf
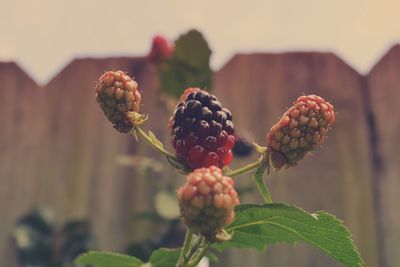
[158,29,212,98]
[155,191,180,220]
[174,30,211,70]
[147,248,181,267]
[75,251,143,267]
[126,240,155,262]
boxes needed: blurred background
[1,0,400,266]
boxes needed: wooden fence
[1,45,399,267]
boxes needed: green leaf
[158,29,212,97]
[174,29,211,70]
[75,251,143,267]
[214,204,363,267]
[75,247,216,267]
[147,248,181,267]
[206,250,219,262]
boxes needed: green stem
[225,158,262,178]
[185,235,203,262]
[176,230,193,267]
[253,174,272,203]
[252,162,273,203]
[187,242,211,267]
[133,126,177,159]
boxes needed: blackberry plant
[75,70,362,267]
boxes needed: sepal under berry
[95,70,142,133]
[177,166,239,239]
[266,94,335,170]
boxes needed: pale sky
[1,0,399,84]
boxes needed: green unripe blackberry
[177,166,239,238]
[266,95,335,170]
[95,70,141,133]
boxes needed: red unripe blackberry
[95,70,141,133]
[148,35,174,63]
[266,94,335,169]
[170,89,235,169]
[177,166,239,237]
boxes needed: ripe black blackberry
[232,136,253,157]
[170,88,235,169]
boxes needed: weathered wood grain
[0,62,43,266]
[367,44,400,267]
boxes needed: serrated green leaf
[75,251,143,267]
[214,204,363,267]
[148,248,180,267]
[148,131,164,149]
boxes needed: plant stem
[133,126,177,159]
[252,162,273,203]
[176,230,193,267]
[225,158,263,178]
[187,242,211,267]
[185,235,203,262]
[253,174,272,203]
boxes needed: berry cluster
[177,166,239,237]
[94,70,337,248]
[266,95,335,169]
[169,88,235,169]
[95,71,141,133]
